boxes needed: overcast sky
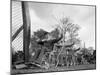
[28,2,95,49]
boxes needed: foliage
[34,29,48,40]
[12,51,24,64]
[50,28,60,39]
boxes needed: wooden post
[22,1,31,63]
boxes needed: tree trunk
[22,1,31,63]
[55,30,65,67]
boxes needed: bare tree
[67,24,80,44]
[52,15,80,67]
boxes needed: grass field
[11,64,96,75]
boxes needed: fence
[11,1,31,63]
[12,1,23,52]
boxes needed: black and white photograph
[11,0,96,74]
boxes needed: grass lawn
[11,64,96,74]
